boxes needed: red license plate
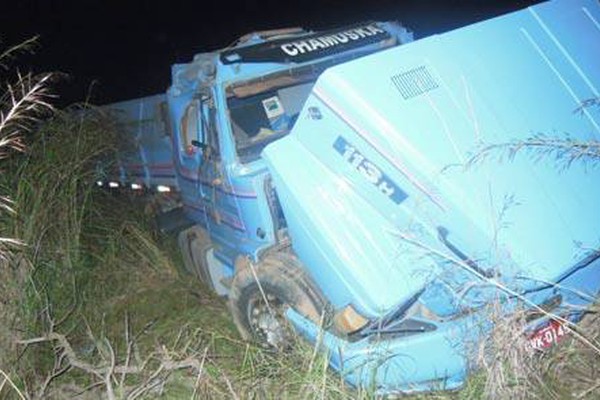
[528,319,569,350]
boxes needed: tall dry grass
[0,37,54,399]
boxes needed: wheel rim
[247,292,292,349]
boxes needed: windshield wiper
[437,226,494,278]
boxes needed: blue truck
[101,0,600,394]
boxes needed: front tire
[228,252,327,349]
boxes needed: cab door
[172,88,247,264]
[171,93,210,224]
[196,93,246,264]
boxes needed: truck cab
[105,21,412,293]
[165,22,412,294]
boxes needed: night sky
[2,0,538,107]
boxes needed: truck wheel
[228,253,327,349]
[177,225,214,290]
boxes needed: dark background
[1,0,538,106]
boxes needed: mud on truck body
[101,0,600,394]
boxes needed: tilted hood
[262,0,600,317]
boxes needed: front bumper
[287,254,600,394]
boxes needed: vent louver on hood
[391,66,439,100]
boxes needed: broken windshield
[227,80,315,163]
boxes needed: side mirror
[191,140,207,150]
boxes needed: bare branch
[18,330,208,399]
[0,369,27,400]
[468,134,600,171]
